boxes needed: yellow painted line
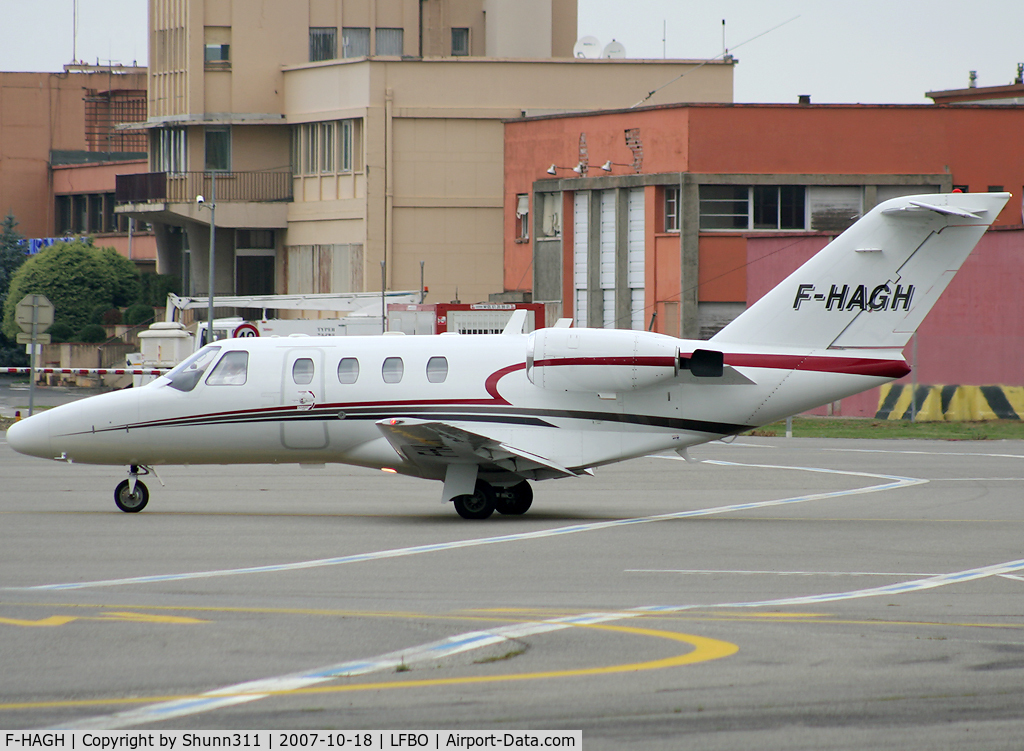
[0,616,78,627]
[0,623,738,712]
[0,601,518,623]
[663,614,1024,630]
[91,611,209,624]
[0,610,208,628]
[730,612,829,619]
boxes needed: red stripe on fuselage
[719,353,910,379]
[534,353,909,379]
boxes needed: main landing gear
[114,465,151,512]
[452,480,533,520]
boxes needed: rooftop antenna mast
[72,0,78,63]
[632,15,799,108]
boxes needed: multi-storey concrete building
[116,0,735,311]
[0,65,156,264]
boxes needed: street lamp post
[196,172,217,344]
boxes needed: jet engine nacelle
[526,327,679,393]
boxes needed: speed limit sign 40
[233,323,260,338]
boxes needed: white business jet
[7,192,1009,518]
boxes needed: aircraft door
[281,348,329,450]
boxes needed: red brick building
[503,103,1024,416]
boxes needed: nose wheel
[114,465,151,512]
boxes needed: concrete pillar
[680,177,700,340]
[153,222,181,280]
[185,220,234,296]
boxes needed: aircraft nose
[6,411,53,459]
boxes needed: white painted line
[633,558,1024,613]
[824,448,1024,459]
[12,463,926,592]
[626,569,937,577]
[55,555,1024,729]
[929,478,1024,482]
[52,610,626,730]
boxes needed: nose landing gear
[114,465,151,512]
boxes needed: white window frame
[515,194,529,241]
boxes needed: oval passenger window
[292,358,315,385]
[426,356,448,383]
[382,357,404,384]
[338,357,359,384]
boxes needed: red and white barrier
[2,367,168,376]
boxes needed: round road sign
[233,323,260,338]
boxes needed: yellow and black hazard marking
[877,384,1024,421]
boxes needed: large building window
[293,120,361,176]
[342,27,370,57]
[309,27,337,62]
[753,185,805,230]
[55,193,138,235]
[375,28,403,56]
[699,185,806,231]
[154,127,186,173]
[205,127,231,172]
[451,28,470,56]
[204,26,231,67]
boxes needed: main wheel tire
[452,480,496,520]
[114,479,149,513]
[495,480,533,515]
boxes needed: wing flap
[375,418,582,478]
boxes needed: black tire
[452,480,496,520]
[114,479,149,513]
[495,480,533,515]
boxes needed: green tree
[0,212,29,365]
[0,212,27,310]
[1,239,141,340]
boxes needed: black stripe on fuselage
[90,402,752,438]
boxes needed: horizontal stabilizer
[883,200,985,220]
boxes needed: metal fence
[115,171,293,204]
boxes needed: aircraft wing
[374,418,585,479]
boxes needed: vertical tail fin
[711,192,1010,349]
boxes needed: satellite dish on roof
[602,40,626,59]
[574,36,602,59]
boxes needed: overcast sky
[1,0,1021,103]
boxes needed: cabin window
[206,350,249,386]
[337,357,359,384]
[382,357,404,383]
[292,358,315,385]
[426,356,448,383]
[165,346,221,392]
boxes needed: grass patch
[474,648,526,664]
[749,417,1024,441]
